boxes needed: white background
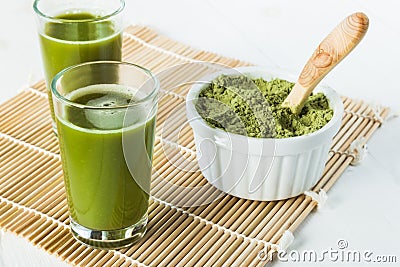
[1,0,400,266]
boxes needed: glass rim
[51,61,159,110]
[33,0,125,22]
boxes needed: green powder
[195,75,333,138]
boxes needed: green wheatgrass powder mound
[195,74,333,138]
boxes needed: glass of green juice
[51,61,159,249]
[33,0,125,129]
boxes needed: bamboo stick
[0,91,32,114]
[81,250,109,267]
[9,211,36,233]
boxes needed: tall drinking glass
[33,0,125,127]
[52,61,159,249]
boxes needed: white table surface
[1,0,399,266]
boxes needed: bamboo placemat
[0,25,390,267]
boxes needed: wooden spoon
[282,12,369,114]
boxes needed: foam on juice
[61,84,152,133]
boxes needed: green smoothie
[56,85,155,230]
[39,11,122,119]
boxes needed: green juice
[39,12,122,119]
[56,85,155,230]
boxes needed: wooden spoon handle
[282,12,369,114]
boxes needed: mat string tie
[385,108,399,122]
[371,104,384,124]
[371,104,399,125]
[349,136,368,165]
[258,230,294,262]
[304,189,328,210]
[271,230,294,252]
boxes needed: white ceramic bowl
[186,67,343,201]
